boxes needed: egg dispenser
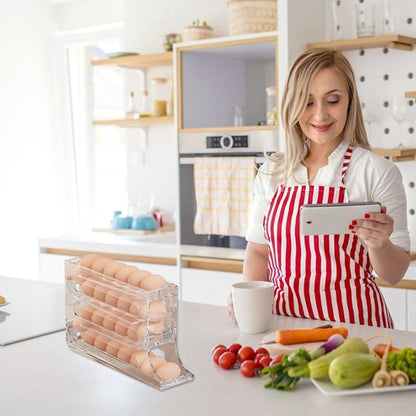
[65,257,194,390]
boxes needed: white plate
[311,378,416,396]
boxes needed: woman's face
[299,67,349,148]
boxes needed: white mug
[232,281,274,334]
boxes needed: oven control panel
[206,135,248,149]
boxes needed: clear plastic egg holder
[65,257,194,390]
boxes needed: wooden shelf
[405,91,416,99]
[307,34,416,52]
[93,225,174,235]
[93,116,174,127]
[92,52,173,69]
[373,148,416,162]
[179,125,278,133]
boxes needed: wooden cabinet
[176,33,278,132]
[91,52,174,128]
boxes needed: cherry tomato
[227,343,242,356]
[254,353,268,366]
[237,346,256,363]
[270,354,285,366]
[211,344,226,355]
[259,355,273,369]
[212,347,227,364]
[218,351,237,370]
[240,360,259,377]
[255,347,270,356]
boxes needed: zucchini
[289,337,369,379]
[329,352,381,388]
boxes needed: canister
[151,77,168,117]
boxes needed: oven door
[179,155,264,249]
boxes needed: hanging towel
[193,157,256,237]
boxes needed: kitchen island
[1,287,415,416]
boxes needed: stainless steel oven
[178,131,278,249]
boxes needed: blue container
[132,215,158,231]
[112,215,133,229]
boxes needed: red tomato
[259,355,273,369]
[240,360,259,377]
[254,353,268,366]
[218,351,237,370]
[270,354,285,366]
[212,347,227,365]
[211,344,226,355]
[227,343,242,356]
[237,346,256,363]
[255,347,270,356]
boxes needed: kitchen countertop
[1,278,416,415]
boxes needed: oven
[178,131,278,249]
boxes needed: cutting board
[260,341,323,356]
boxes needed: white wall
[0,0,70,279]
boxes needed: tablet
[300,202,382,236]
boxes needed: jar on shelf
[126,91,139,119]
[139,89,152,118]
[151,77,168,117]
[266,85,277,126]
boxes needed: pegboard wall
[326,0,416,251]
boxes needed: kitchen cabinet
[91,52,174,127]
[176,33,278,132]
[379,287,407,331]
[407,290,416,331]
[181,268,241,306]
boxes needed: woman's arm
[242,242,269,281]
[351,205,410,285]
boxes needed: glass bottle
[151,77,168,117]
[139,89,152,118]
[125,91,139,119]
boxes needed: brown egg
[91,309,107,326]
[93,284,107,302]
[106,340,122,357]
[127,321,165,342]
[72,317,84,331]
[91,257,113,274]
[130,350,155,369]
[83,328,98,346]
[71,266,87,284]
[156,362,181,381]
[104,289,122,307]
[115,265,139,283]
[117,345,134,363]
[139,301,167,321]
[129,299,146,316]
[80,254,101,269]
[102,314,118,332]
[127,270,151,287]
[140,274,166,291]
[140,356,167,376]
[81,280,96,298]
[94,334,110,351]
[114,318,130,336]
[117,294,135,312]
[102,261,125,278]
[79,303,97,321]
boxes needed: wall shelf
[373,148,416,162]
[179,124,278,133]
[405,91,416,99]
[92,52,173,69]
[307,34,416,52]
[93,116,174,127]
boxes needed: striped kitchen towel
[193,156,256,237]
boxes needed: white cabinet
[380,287,407,330]
[181,268,242,307]
[407,290,416,332]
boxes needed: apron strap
[341,145,354,185]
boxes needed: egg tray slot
[65,257,194,390]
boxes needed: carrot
[274,327,349,345]
[373,343,401,359]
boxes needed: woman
[242,48,410,328]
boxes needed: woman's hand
[349,205,393,249]
[227,292,237,323]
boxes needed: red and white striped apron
[263,145,393,328]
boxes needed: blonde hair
[269,48,370,182]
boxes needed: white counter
[1,287,416,415]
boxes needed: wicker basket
[227,0,277,36]
[182,24,213,42]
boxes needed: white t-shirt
[246,140,410,251]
